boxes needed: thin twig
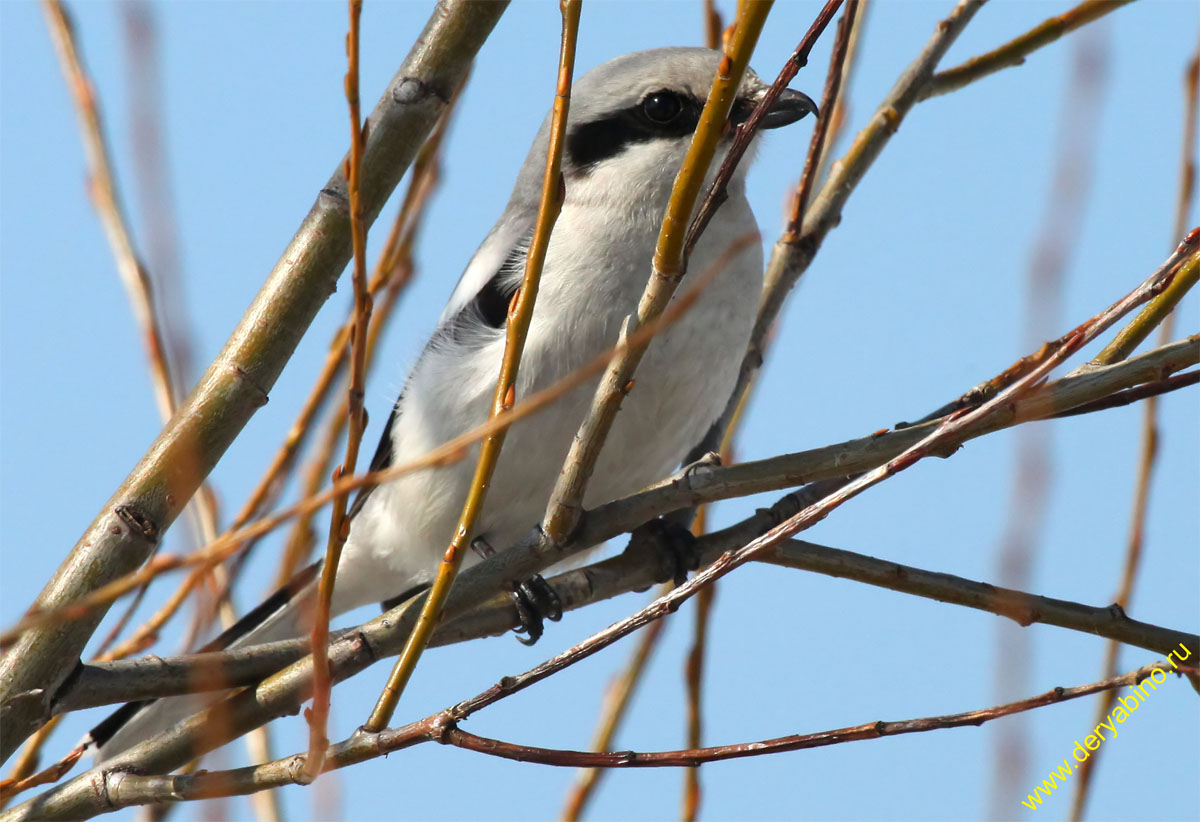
[701,0,722,51]
[810,0,869,195]
[691,0,986,475]
[0,0,508,765]
[4,325,1193,653]
[784,0,859,240]
[681,395,745,821]
[0,719,63,808]
[0,736,82,807]
[15,662,1180,818]
[0,235,762,650]
[41,0,177,423]
[442,662,1181,768]
[681,539,713,822]
[541,0,775,546]
[989,28,1108,813]
[1070,37,1200,821]
[364,0,584,733]
[270,114,449,589]
[685,0,843,257]
[560,585,670,821]
[304,0,371,781]
[922,0,1136,100]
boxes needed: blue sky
[1,2,1197,820]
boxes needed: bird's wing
[347,217,533,521]
[438,215,533,326]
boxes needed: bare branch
[685,0,844,256]
[1071,37,1200,820]
[10,660,1184,818]
[694,0,986,472]
[305,0,372,779]
[783,0,859,239]
[0,0,507,764]
[923,0,1136,100]
[441,662,1184,768]
[541,1,775,544]
[365,0,583,733]
[560,585,669,821]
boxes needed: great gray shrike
[91,46,815,758]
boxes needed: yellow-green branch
[541,0,775,545]
[922,0,1137,100]
[304,0,371,781]
[1093,249,1199,365]
[364,0,584,733]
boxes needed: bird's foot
[471,537,562,645]
[629,517,701,587]
[510,575,562,646]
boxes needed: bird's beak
[758,88,819,129]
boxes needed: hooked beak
[758,88,819,129]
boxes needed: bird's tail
[86,561,323,762]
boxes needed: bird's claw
[511,574,562,646]
[631,517,700,587]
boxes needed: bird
[89,46,816,760]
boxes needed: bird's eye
[641,91,683,124]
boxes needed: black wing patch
[438,237,529,344]
[347,399,400,521]
[347,234,527,520]
[87,561,324,750]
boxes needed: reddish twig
[685,0,844,258]
[0,234,760,650]
[0,738,83,806]
[443,662,1179,768]
[783,0,860,240]
[923,0,1135,100]
[989,28,1109,813]
[54,661,1182,813]
[304,0,371,780]
[560,585,670,821]
[1070,35,1200,821]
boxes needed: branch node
[113,504,160,542]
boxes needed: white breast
[332,176,762,615]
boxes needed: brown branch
[541,1,775,545]
[18,661,1179,818]
[304,0,371,780]
[41,0,178,423]
[364,0,583,733]
[681,571,714,822]
[442,662,1179,768]
[685,0,844,257]
[0,719,63,809]
[783,0,859,240]
[923,0,1136,100]
[49,518,1199,719]
[1070,36,1200,821]
[560,585,670,822]
[0,737,82,807]
[0,0,508,765]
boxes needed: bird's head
[513,47,817,211]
